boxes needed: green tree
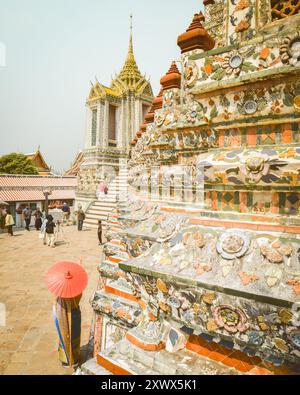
[0,153,39,175]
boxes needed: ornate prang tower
[76,16,153,210]
[83,1,300,376]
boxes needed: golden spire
[112,14,144,91]
[125,13,135,65]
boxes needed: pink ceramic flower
[213,305,249,333]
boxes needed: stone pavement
[0,225,101,375]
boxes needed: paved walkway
[0,225,101,375]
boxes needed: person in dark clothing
[97,220,102,245]
[5,208,14,236]
[22,206,32,231]
[0,207,6,231]
[77,206,85,231]
[61,202,71,226]
[45,215,56,247]
[34,209,43,231]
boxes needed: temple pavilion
[76,17,153,215]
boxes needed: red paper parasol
[45,261,88,298]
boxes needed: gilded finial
[128,14,134,56]
[109,13,153,96]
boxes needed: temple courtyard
[0,225,101,375]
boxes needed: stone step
[86,214,110,221]
[105,186,126,190]
[106,241,125,251]
[89,206,116,212]
[83,223,98,229]
[109,179,128,183]
[106,179,128,184]
[87,210,115,216]
[81,358,112,375]
[109,227,122,233]
[85,216,121,225]
[93,199,117,204]
[93,201,116,207]
[96,339,237,375]
[84,221,121,231]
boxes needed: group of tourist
[1,202,103,247]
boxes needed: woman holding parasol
[45,261,88,368]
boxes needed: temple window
[271,0,300,20]
[108,104,117,147]
[91,109,97,147]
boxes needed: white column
[103,100,109,148]
[134,98,141,133]
[84,106,92,149]
[96,101,101,148]
[125,96,130,146]
[122,99,126,149]
[116,106,123,147]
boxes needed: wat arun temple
[78,0,300,375]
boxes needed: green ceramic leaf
[210,106,218,119]
[237,103,245,115]
[242,62,257,72]
[204,57,214,65]
[257,99,268,111]
[211,68,226,81]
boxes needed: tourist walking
[45,215,56,247]
[97,220,102,245]
[5,208,14,236]
[61,202,70,226]
[97,181,106,200]
[40,214,49,245]
[22,206,32,231]
[34,208,43,231]
[77,206,85,231]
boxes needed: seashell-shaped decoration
[261,245,283,263]
[279,244,293,257]
[273,338,289,354]
[280,33,300,67]
[260,241,293,263]
[159,301,170,313]
[202,292,216,305]
[156,278,168,294]
[207,318,218,332]
[278,309,293,325]
[265,267,282,287]
[193,231,206,248]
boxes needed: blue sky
[0,0,201,172]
